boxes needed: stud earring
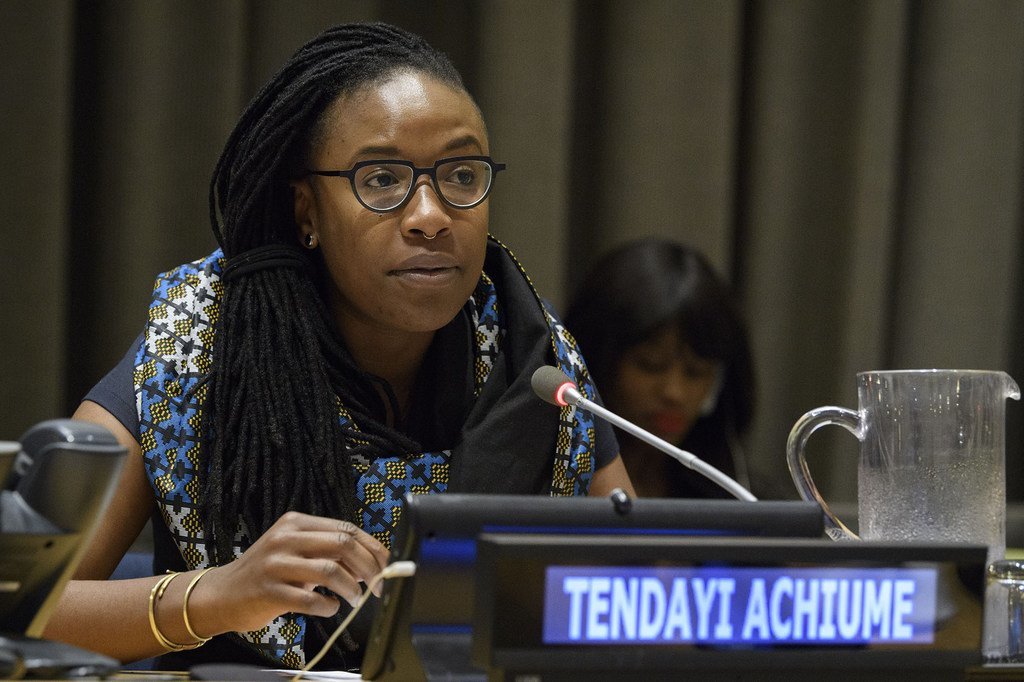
[303,233,316,249]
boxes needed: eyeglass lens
[354,159,493,211]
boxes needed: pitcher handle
[786,406,862,542]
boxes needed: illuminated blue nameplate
[543,565,937,646]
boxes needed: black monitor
[472,534,987,681]
[0,419,126,678]
[360,493,824,681]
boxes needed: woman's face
[608,325,722,445]
[293,71,490,342]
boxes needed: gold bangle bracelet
[148,572,202,651]
[182,567,215,644]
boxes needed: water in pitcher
[859,454,1005,563]
[787,369,1018,556]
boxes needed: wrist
[149,572,202,651]
[183,567,215,642]
[151,567,224,649]
[182,565,233,638]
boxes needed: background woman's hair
[564,238,756,461]
[203,22,467,567]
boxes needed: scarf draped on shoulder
[134,236,599,667]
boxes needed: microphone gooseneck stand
[531,366,757,502]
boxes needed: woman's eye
[684,362,719,381]
[631,355,671,373]
[445,166,477,186]
[363,169,402,189]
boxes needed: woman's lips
[389,253,461,284]
[650,412,688,437]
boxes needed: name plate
[544,565,937,646]
[471,534,986,680]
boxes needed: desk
[969,666,1024,680]
[105,666,1024,682]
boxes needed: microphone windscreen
[531,366,575,406]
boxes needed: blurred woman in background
[565,238,755,498]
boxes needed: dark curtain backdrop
[3,0,1023,507]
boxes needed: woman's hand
[49,506,389,661]
[189,511,390,635]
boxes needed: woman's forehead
[315,71,487,162]
[637,326,718,362]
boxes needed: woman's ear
[290,178,317,248]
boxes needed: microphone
[530,366,757,502]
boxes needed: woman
[45,22,632,671]
[564,238,755,499]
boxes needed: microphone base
[0,632,120,679]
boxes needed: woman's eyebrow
[352,144,402,158]
[441,134,484,153]
[351,135,484,160]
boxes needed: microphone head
[531,366,578,407]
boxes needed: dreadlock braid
[203,22,468,563]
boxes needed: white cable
[290,561,416,681]
[380,560,417,579]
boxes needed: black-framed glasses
[307,155,506,212]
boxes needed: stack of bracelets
[147,568,216,651]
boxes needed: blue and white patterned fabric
[134,239,598,666]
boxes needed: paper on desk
[267,669,362,680]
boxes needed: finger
[294,517,389,564]
[288,524,388,579]
[272,511,365,536]
[268,514,390,593]
[338,520,390,571]
[278,583,346,619]
[333,521,390,595]
[271,555,365,606]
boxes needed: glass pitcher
[786,369,1019,564]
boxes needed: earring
[303,233,316,249]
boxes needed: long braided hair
[204,23,468,564]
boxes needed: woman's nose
[400,180,452,240]
[660,364,690,405]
